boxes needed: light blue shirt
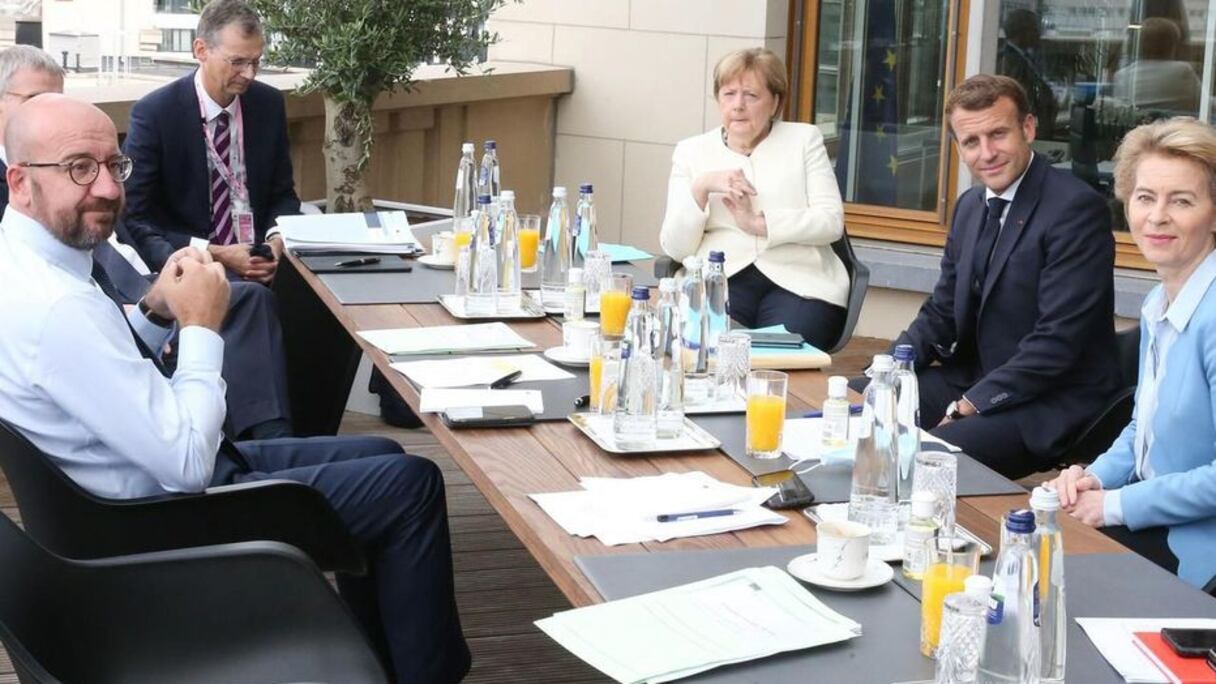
[0,206,228,498]
[1100,250,1216,525]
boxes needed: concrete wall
[488,0,789,253]
[42,0,152,57]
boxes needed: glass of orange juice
[920,538,981,657]
[518,214,541,272]
[599,273,633,338]
[745,370,788,459]
[590,336,621,414]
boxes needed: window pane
[813,0,951,210]
[995,0,1208,230]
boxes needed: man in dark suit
[895,74,1120,479]
[121,0,299,279]
[0,44,291,440]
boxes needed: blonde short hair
[1113,117,1216,201]
[712,48,788,118]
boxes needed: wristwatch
[137,298,174,328]
[945,400,967,421]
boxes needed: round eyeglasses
[19,155,134,186]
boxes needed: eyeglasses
[222,55,261,72]
[19,155,134,186]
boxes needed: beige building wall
[488,0,789,252]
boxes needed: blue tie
[971,197,1008,298]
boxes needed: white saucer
[418,254,455,270]
[544,346,590,367]
[786,553,894,591]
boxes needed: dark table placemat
[576,546,936,683]
[692,414,1026,503]
[300,253,418,274]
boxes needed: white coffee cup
[562,320,598,359]
[432,231,456,264]
[815,519,871,580]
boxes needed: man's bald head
[6,93,115,163]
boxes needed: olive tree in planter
[249,0,512,212]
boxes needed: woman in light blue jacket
[1051,117,1216,590]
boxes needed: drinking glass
[714,331,751,401]
[582,250,612,312]
[518,214,542,273]
[453,215,475,253]
[590,336,621,414]
[745,370,788,459]
[911,451,959,534]
[920,538,982,657]
[599,273,633,338]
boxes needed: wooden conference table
[275,250,1130,609]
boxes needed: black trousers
[212,436,471,684]
[1100,523,1180,575]
[728,264,846,350]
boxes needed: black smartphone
[752,469,816,510]
[742,331,805,349]
[1161,628,1216,658]
[1208,648,1216,673]
[249,243,275,260]
[441,405,536,429]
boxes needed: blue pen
[802,403,864,419]
[656,509,740,523]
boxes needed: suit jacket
[121,71,300,272]
[1090,279,1216,588]
[897,154,1120,459]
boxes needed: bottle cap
[708,250,725,264]
[477,194,492,205]
[631,286,650,301]
[461,142,475,153]
[910,490,937,518]
[1030,485,1061,512]
[567,267,584,284]
[552,186,567,198]
[964,575,993,598]
[500,190,515,201]
[893,344,916,362]
[870,354,894,372]
[659,277,677,293]
[827,375,848,398]
[682,255,702,272]
[484,140,496,149]
[579,182,593,193]
[1005,509,1036,534]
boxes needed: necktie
[971,197,1008,298]
[209,111,234,246]
[90,259,251,472]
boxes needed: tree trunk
[322,94,374,213]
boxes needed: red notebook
[1133,631,1216,684]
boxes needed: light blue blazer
[1089,281,1216,589]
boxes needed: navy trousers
[211,436,471,684]
[727,264,846,350]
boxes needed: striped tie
[209,111,234,245]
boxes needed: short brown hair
[945,74,1031,132]
[1113,117,1216,201]
[713,48,788,118]
[197,0,262,47]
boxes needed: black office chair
[0,419,365,574]
[1057,326,1141,468]
[652,230,871,354]
[0,512,387,683]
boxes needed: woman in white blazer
[659,48,849,349]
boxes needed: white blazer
[659,121,849,307]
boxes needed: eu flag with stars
[834,0,900,206]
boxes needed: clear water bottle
[564,267,586,321]
[478,140,501,201]
[678,256,710,404]
[614,286,660,447]
[978,510,1041,684]
[466,194,498,315]
[453,142,477,222]
[848,354,899,544]
[539,187,571,312]
[704,250,730,379]
[821,375,851,450]
[454,244,470,298]
[935,575,993,684]
[1030,487,1066,683]
[573,182,599,268]
[656,278,685,438]
[893,344,921,502]
[495,190,521,312]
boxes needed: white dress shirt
[1098,250,1216,526]
[0,206,228,498]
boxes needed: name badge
[233,209,255,245]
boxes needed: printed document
[392,354,573,389]
[358,322,534,355]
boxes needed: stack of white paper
[392,354,573,389]
[418,388,544,415]
[536,566,861,684]
[530,471,786,546]
[278,212,421,254]
[358,322,534,356]
[782,417,961,464]
[1078,617,1216,683]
